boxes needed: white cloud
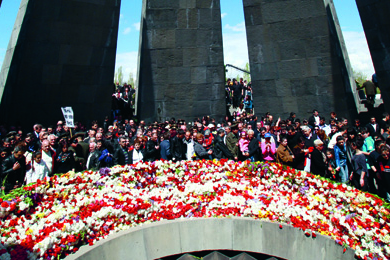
[342,31,375,77]
[225,21,245,32]
[123,27,131,35]
[221,13,227,19]
[115,51,139,83]
[222,29,250,79]
[133,22,140,31]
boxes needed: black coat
[308,115,319,128]
[87,150,101,170]
[1,154,26,191]
[55,152,76,174]
[214,135,234,159]
[366,123,381,137]
[304,134,318,148]
[170,136,186,161]
[114,147,130,166]
[311,148,327,177]
[248,138,260,161]
[144,140,160,162]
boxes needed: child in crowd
[326,149,337,180]
[25,151,49,185]
[243,95,253,114]
[238,131,249,157]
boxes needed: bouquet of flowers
[0,159,389,260]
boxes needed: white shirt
[42,150,53,174]
[26,161,49,184]
[132,149,143,164]
[319,124,331,136]
[184,139,195,160]
[314,116,320,126]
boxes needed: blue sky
[0,0,374,81]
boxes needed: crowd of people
[225,78,253,113]
[0,83,389,203]
[111,82,136,120]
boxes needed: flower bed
[0,160,389,260]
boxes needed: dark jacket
[194,142,210,160]
[114,147,130,166]
[304,134,318,148]
[292,146,307,170]
[170,136,186,161]
[160,140,171,160]
[308,115,319,128]
[248,138,260,161]
[214,135,234,159]
[1,154,26,192]
[55,151,76,174]
[366,123,381,137]
[87,150,101,170]
[311,148,327,177]
[226,132,239,158]
[144,140,160,162]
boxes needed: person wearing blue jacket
[334,135,349,183]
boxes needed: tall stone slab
[243,0,358,120]
[356,0,390,112]
[137,0,226,123]
[0,0,120,129]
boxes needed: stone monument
[0,0,364,127]
[136,0,226,123]
[0,0,120,129]
[356,0,390,112]
[243,0,357,119]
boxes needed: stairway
[159,251,282,260]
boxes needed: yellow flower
[26,228,33,235]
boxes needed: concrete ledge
[65,218,355,260]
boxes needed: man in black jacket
[114,137,130,166]
[214,129,234,159]
[170,129,186,161]
[310,139,327,177]
[144,133,160,162]
[308,109,320,128]
[366,117,381,137]
[87,142,100,170]
[1,146,26,193]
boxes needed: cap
[264,133,271,138]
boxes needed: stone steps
[172,251,279,260]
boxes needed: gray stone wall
[0,0,120,129]
[243,0,357,120]
[356,0,390,112]
[137,0,226,123]
[65,218,355,260]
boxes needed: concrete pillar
[137,0,226,123]
[0,0,120,129]
[356,0,390,113]
[243,0,357,120]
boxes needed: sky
[0,0,375,82]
